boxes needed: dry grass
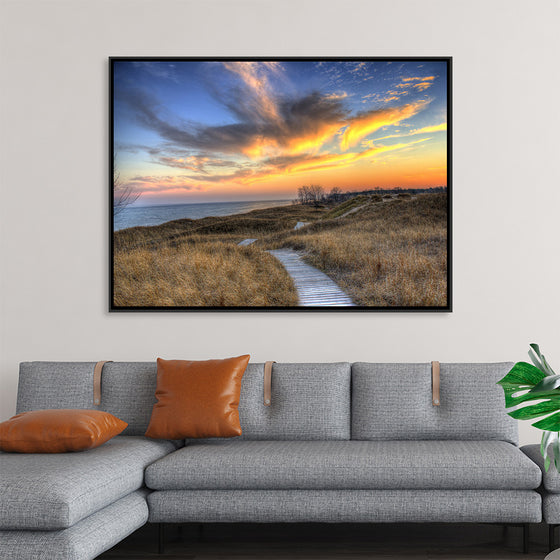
[323,195,378,219]
[114,238,298,307]
[113,205,325,307]
[263,193,448,307]
[114,205,324,252]
[113,193,448,308]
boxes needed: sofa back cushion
[351,362,517,445]
[17,362,158,436]
[236,362,351,440]
[17,361,351,440]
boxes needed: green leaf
[508,401,560,420]
[497,362,546,388]
[533,411,560,431]
[502,386,560,409]
[497,346,560,473]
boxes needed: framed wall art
[110,57,451,311]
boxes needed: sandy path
[336,204,369,220]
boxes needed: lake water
[113,199,292,231]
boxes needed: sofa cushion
[543,493,560,524]
[17,362,97,413]
[228,362,350,441]
[522,444,560,493]
[145,440,541,491]
[0,436,177,530]
[0,490,149,560]
[352,363,518,444]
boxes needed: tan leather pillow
[145,355,250,439]
[0,409,128,453]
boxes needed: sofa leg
[550,524,558,553]
[523,523,529,554]
[158,523,165,555]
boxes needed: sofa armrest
[522,444,560,493]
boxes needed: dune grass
[114,238,298,307]
[262,193,448,307]
[114,205,324,252]
[322,194,377,219]
[113,193,448,307]
[113,205,323,307]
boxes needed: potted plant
[498,344,560,471]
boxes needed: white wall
[1,0,559,445]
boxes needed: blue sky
[113,59,448,205]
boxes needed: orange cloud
[402,76,436,82]
[367,122,447,143]
[285,122,343,155]
[394,76,436,94]
[241,137,279,159]
[238,120,343,159]
[340,100,429,151]
[417,122,447,134]
[414,82,433,92]
[240,139,431,185]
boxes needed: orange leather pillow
[0,409,127,453]
[145,355,250,439]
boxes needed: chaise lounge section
[0,362,178,560]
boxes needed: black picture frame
[110,57,452,312]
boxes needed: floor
[99,522,553,559]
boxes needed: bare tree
[307,184,325,206]
[113,154,140,216]
[297,184,326,206]
[297,185,305,205]
[328,186,342,203]
[297,185,311,205]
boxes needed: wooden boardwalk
[238,238,257,246]
[267,248,355,307]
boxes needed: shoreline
[114,199,292,232]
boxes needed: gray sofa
[0,361,544,559]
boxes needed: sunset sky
[113,59,448,206]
